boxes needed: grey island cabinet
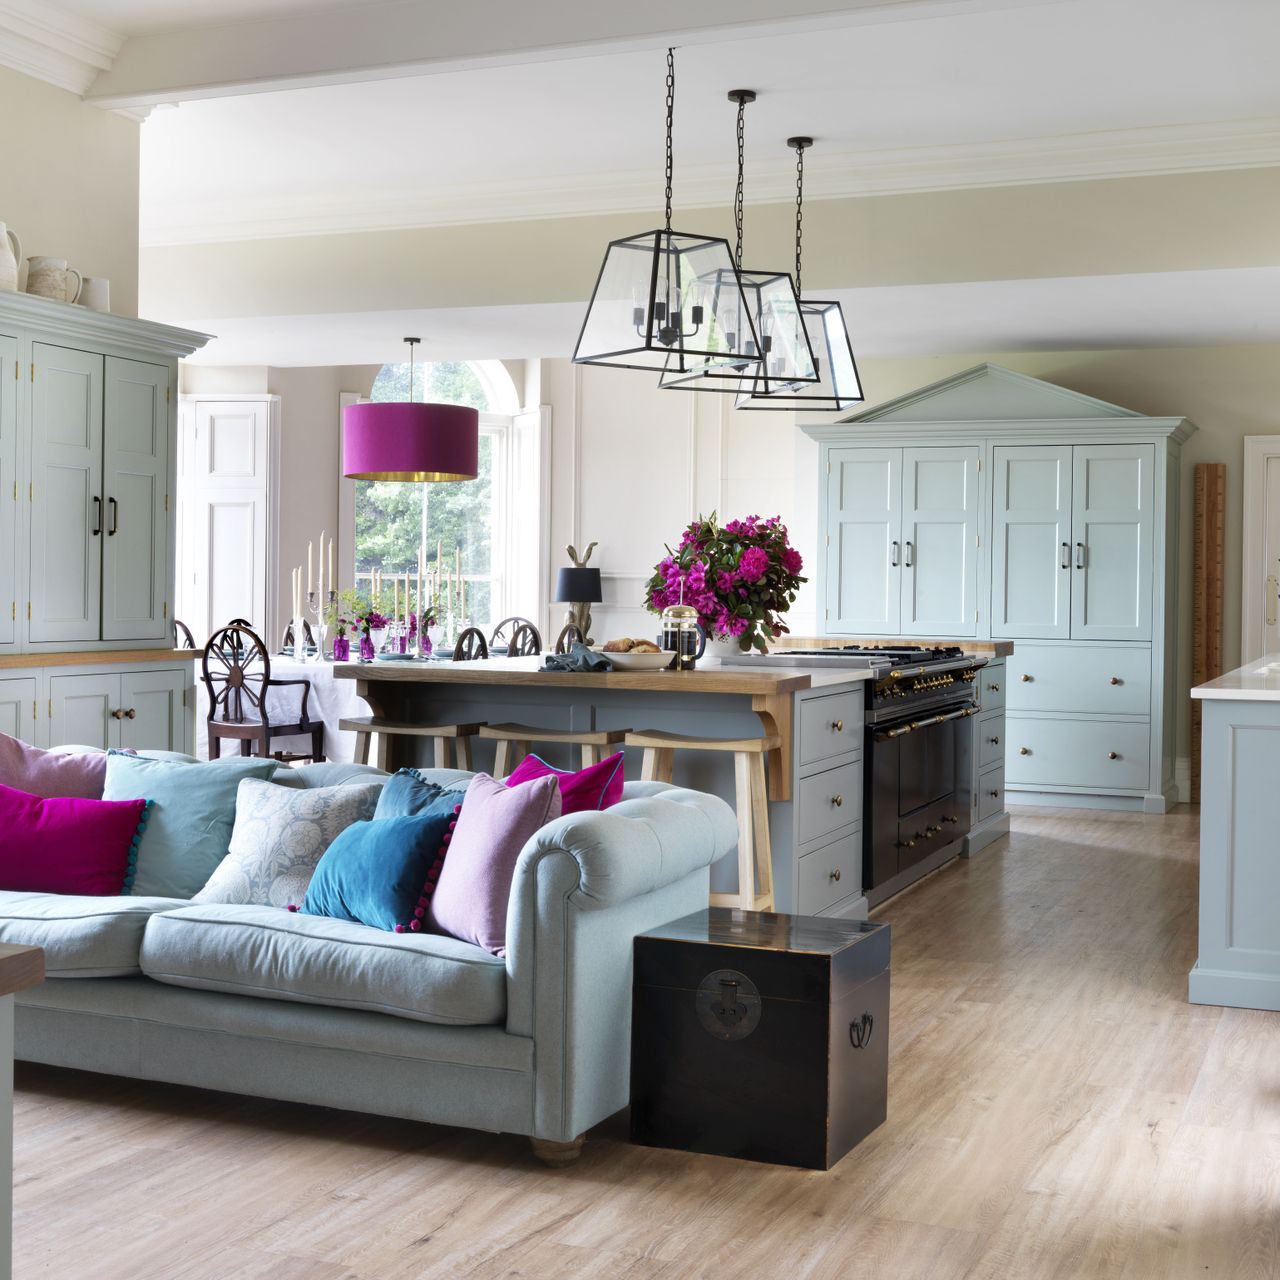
[804,362,1194,813]
[335,658,876,920]
[1190,659,1280,1011]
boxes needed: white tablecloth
[193,656,370,762]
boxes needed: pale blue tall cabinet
[804,364,1195,813]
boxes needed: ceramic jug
[25,257,81,303]
[76,277,110,312]
[0,224,20,292]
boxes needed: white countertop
[1191,656,1280,701]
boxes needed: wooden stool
[338,717,483,771]
[478,723,628,777]
[623,729,779,912]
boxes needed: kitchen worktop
[1191,655,1280,701]
[0,648,194,670]
[777,636,1016,657]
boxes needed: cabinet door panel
[48,673,118,750]
[991,445,1072,639]
[0,334,16,645]
[826,448,901,634]
[120,668,187,753]
[29,344,103,643]
[103,357,169,641]
[900,447,980,637]
[0,677,36,744]
[1071,444,1154,641]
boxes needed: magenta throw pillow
[505,751,624,815]
[0,782,151,894]
[0,732,106,800]
[429,772,561,956]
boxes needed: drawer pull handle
[831,794,844,807]
[831,719,844,732]
[1021,673,1032,682]
[849,1013,874,1050]
[987,736,1000,745]
[1019,746,1030,755]
[1108,751,1119,760]
[987,789,1000,798]
[1109,676,1121,685]
[829,868,841,883]
[894,838,915,849]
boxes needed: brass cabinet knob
[1108,751,1119,760]
[110,708,124,720]
[1109,677,1121,685]
[1019,746,1030,755]
[831,794,844,807]
[124,708,136,720]
[831,719,844,732]
[1021,673,1032,682]
[830,868,842,883]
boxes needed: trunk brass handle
[831,719,844,732]
[1108,751,1119,760]
[829,869,841,883]
[1109,677,1121,685]
[831,795,844,807]
[1019,746,1030,755]
[1021,673,1032,682]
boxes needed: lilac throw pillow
[429,772,561,956]
[0,732,105,799]
[0,782,150,894]
[505,751,624,814]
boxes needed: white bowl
[596,648,671,671]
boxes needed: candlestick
[317,530,325,604]
[393,576,399,621]
[329,538,335,595]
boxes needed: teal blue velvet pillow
[302,788,459,932]
[374,768,463,819]
[102,753,279,898]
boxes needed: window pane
[369,360,491,410]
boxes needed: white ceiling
[55,0,384,37]
[181,268,1280,367]
[136,0,1280,245]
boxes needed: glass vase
[332,634,350,662]
[359,633,376,661]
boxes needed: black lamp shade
[554,567,603,603]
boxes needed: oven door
[864,704,977,890]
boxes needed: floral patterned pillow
[192,779,382,907]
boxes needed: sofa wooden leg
[530,1136,585,1167]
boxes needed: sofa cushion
[140,904,506,1026]
[272,762,390,791]
[0,891,189,977]
[505,751,625,814]
[0,732,106,799]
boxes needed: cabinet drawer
[977,767,1005,822]
[976,663,1005,710]
[797,760,863,847]
[977,710,1004,770]
[1006,716,1150,791]
[798,689,863,767]
[1007,645,1150,715]
[797,825,863,914]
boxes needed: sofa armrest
[503,783,736,1142]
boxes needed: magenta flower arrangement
[645,512,806,653]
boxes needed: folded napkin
[541,642,613,673]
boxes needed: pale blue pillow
[102,753,278,898]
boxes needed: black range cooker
[725,645,988,901]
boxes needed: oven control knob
[942,814,959,824]
[894,838,915,849]
[925,824,941,836]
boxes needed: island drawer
[976,662,1005,711]
[977,767,1005,823]
[977,710,1004,770]
[797,825,863,914]
[797,759,863,847]
[1007,645,1151,716]
[798,689,864,767]
[1005,715,1150,790]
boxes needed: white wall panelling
[1240,434,1280,664]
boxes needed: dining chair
[172,619,196,650]
[280,618,316,651]
[491,616,542,653]
[553,623,583,655]
[507,622,542,656]
[452,627,489,661]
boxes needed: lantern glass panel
[735,298,864,411]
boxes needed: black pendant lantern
[573,51,764,376]
[660,89,817,396]
[736,137,864,411]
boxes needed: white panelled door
[29,344,103,644]
[826,448,902,634]
[1070,444,1154,641]
[991,445,1073,639]
[899,446,980,637]
[177,399,271,646]
[102,357,169,642]
[0,333,16,646]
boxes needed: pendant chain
[664,47,675,232]
[734,95,746,270]
[794,141,805,299]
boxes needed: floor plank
[16,802,1280,1279]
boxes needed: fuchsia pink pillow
[0,782,151,895]
[430,772,561,956]
[505,751,624,814]
[0,732,106,800]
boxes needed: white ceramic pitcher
[25,256,81,303]
[0,224,20,292]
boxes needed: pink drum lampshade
[342,401,479,481]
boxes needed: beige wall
[0,67,140,316]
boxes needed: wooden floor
[15,804,1280,1279]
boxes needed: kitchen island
[1190,657,1280,1010]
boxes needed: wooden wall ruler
[1191,463,1225,803]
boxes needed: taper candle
[308,541,313,593]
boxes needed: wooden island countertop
[0,648,194,671]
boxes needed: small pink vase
[359,634,375,661]
[332,635,349,661]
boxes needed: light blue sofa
[8,767,736,1164]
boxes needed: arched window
[352,360,521,629]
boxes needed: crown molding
[0,0,123,96]
[139,116,1280,247]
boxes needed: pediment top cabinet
[805,364,1195,813]
[0,291,208,655]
